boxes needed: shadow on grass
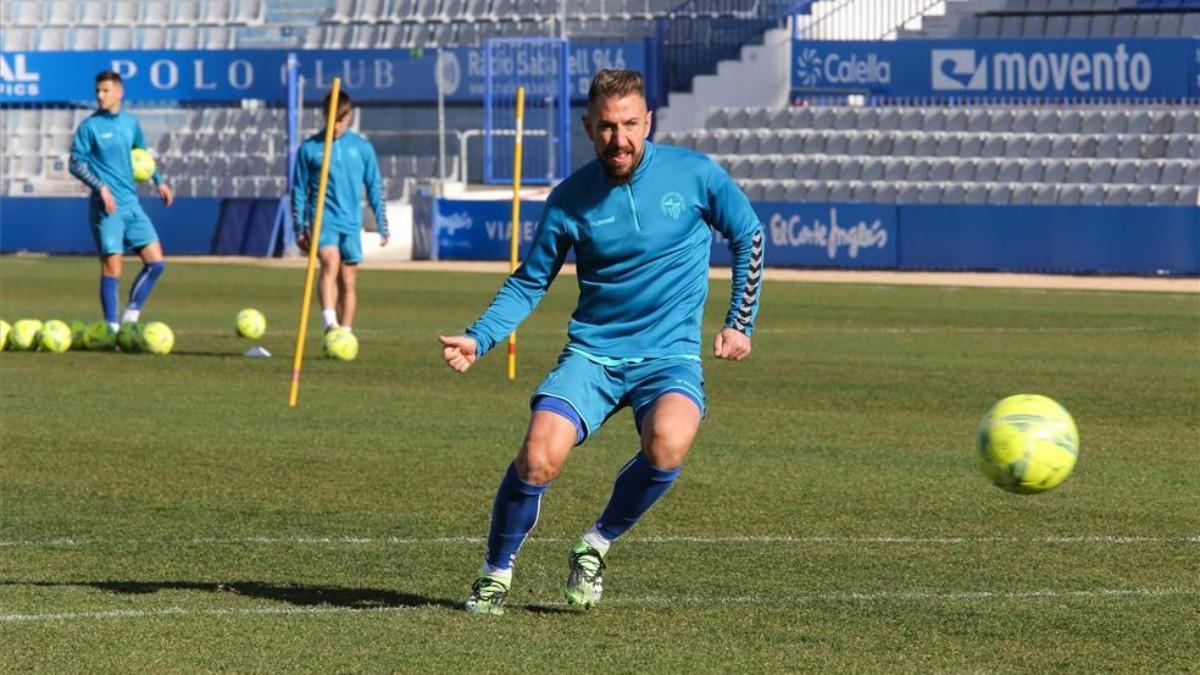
[521,602,578,615]
[168,350,244,359]
[7,580,461,611]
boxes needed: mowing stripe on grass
[2,534,1197,548]
[3,588,1197,623]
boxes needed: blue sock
[595,451,681,541]
[100,275,120,326]
[484,463,550,570]
[127,261,165,311]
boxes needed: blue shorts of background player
[531,350,706,445]
[90,200,159,255]
[318,228,363,265]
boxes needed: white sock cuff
[583,527,612,556]
[321,309,338,328]
[481,563,513,581]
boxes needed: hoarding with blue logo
[431,199,899,268]
[0,43,649,104]
[433,198,547,261]
[713,203,897,268]
[791,38,1200,99]
[424,198,1198,274]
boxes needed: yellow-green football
[39,319,73,353]
[131,148,156,183]
[0,319,10,350]
[236,308,266,339]
[141,321,174,355]
[83,322,116,351]
[10,319,43,351]
[977,394,1079,495]
[117,322,144,353]
[322,329,358,361]
[70,319,88,350]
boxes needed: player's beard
[601,144,643,184]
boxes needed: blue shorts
[90,200,158,256]
[318,228,362,264]
[531,350,706,445]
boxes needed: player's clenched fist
[713,327,752,361]
[439,335,478,373]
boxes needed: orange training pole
[289,77,341,407]
[507,86,525,381]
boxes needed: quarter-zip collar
[630,140,655,184]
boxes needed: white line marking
[0,604,425,623]
[753,325,1156,335]
[3,588,1197,623]
[2,535,1197,548]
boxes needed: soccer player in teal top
[70,70,174,333]
[292,92,389,334]
[440,69,764,614]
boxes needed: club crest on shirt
[661,192,685,220]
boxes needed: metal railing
[655,0,804,93]
[793,0,947,40]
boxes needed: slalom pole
[506,86,525,381]
[289,77,341,407]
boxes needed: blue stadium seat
[1033,184,1059,205]
[918,183,944,204]
[0,27,32,50]
[882,158,907,182]
[1011,184,1035,204]
[174,0,202,25]
[1020,159,1045,182]
[45,1,73,26]
[1057,184,1083,205]
[79,1,107,25]
[1151,185,1178,205]
[74,27,101,50]
[1041,158,1067,183]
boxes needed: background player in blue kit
[292,92,389,334]
[439,69,765,615]
[70,70,174,333]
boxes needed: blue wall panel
[899,205,1200,274]
[7,196,1196,275]
[1,197,222,255]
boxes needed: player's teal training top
[69,109,162,205]
[466,141,764,361]
[292,130,388,237]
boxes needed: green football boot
[564,539,606,608]
[464,572,510,616]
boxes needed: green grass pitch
[2,256,1197,672]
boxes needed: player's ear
[644,110,653,138]
[582,114,594,140]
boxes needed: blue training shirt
[466,141,764,361]
[292,130,388,237]
[69,109,162,205]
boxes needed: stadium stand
[0,105,446,198]
[904,0,1200,38]
[658,104,1200,205]
[2,0,1197,207]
